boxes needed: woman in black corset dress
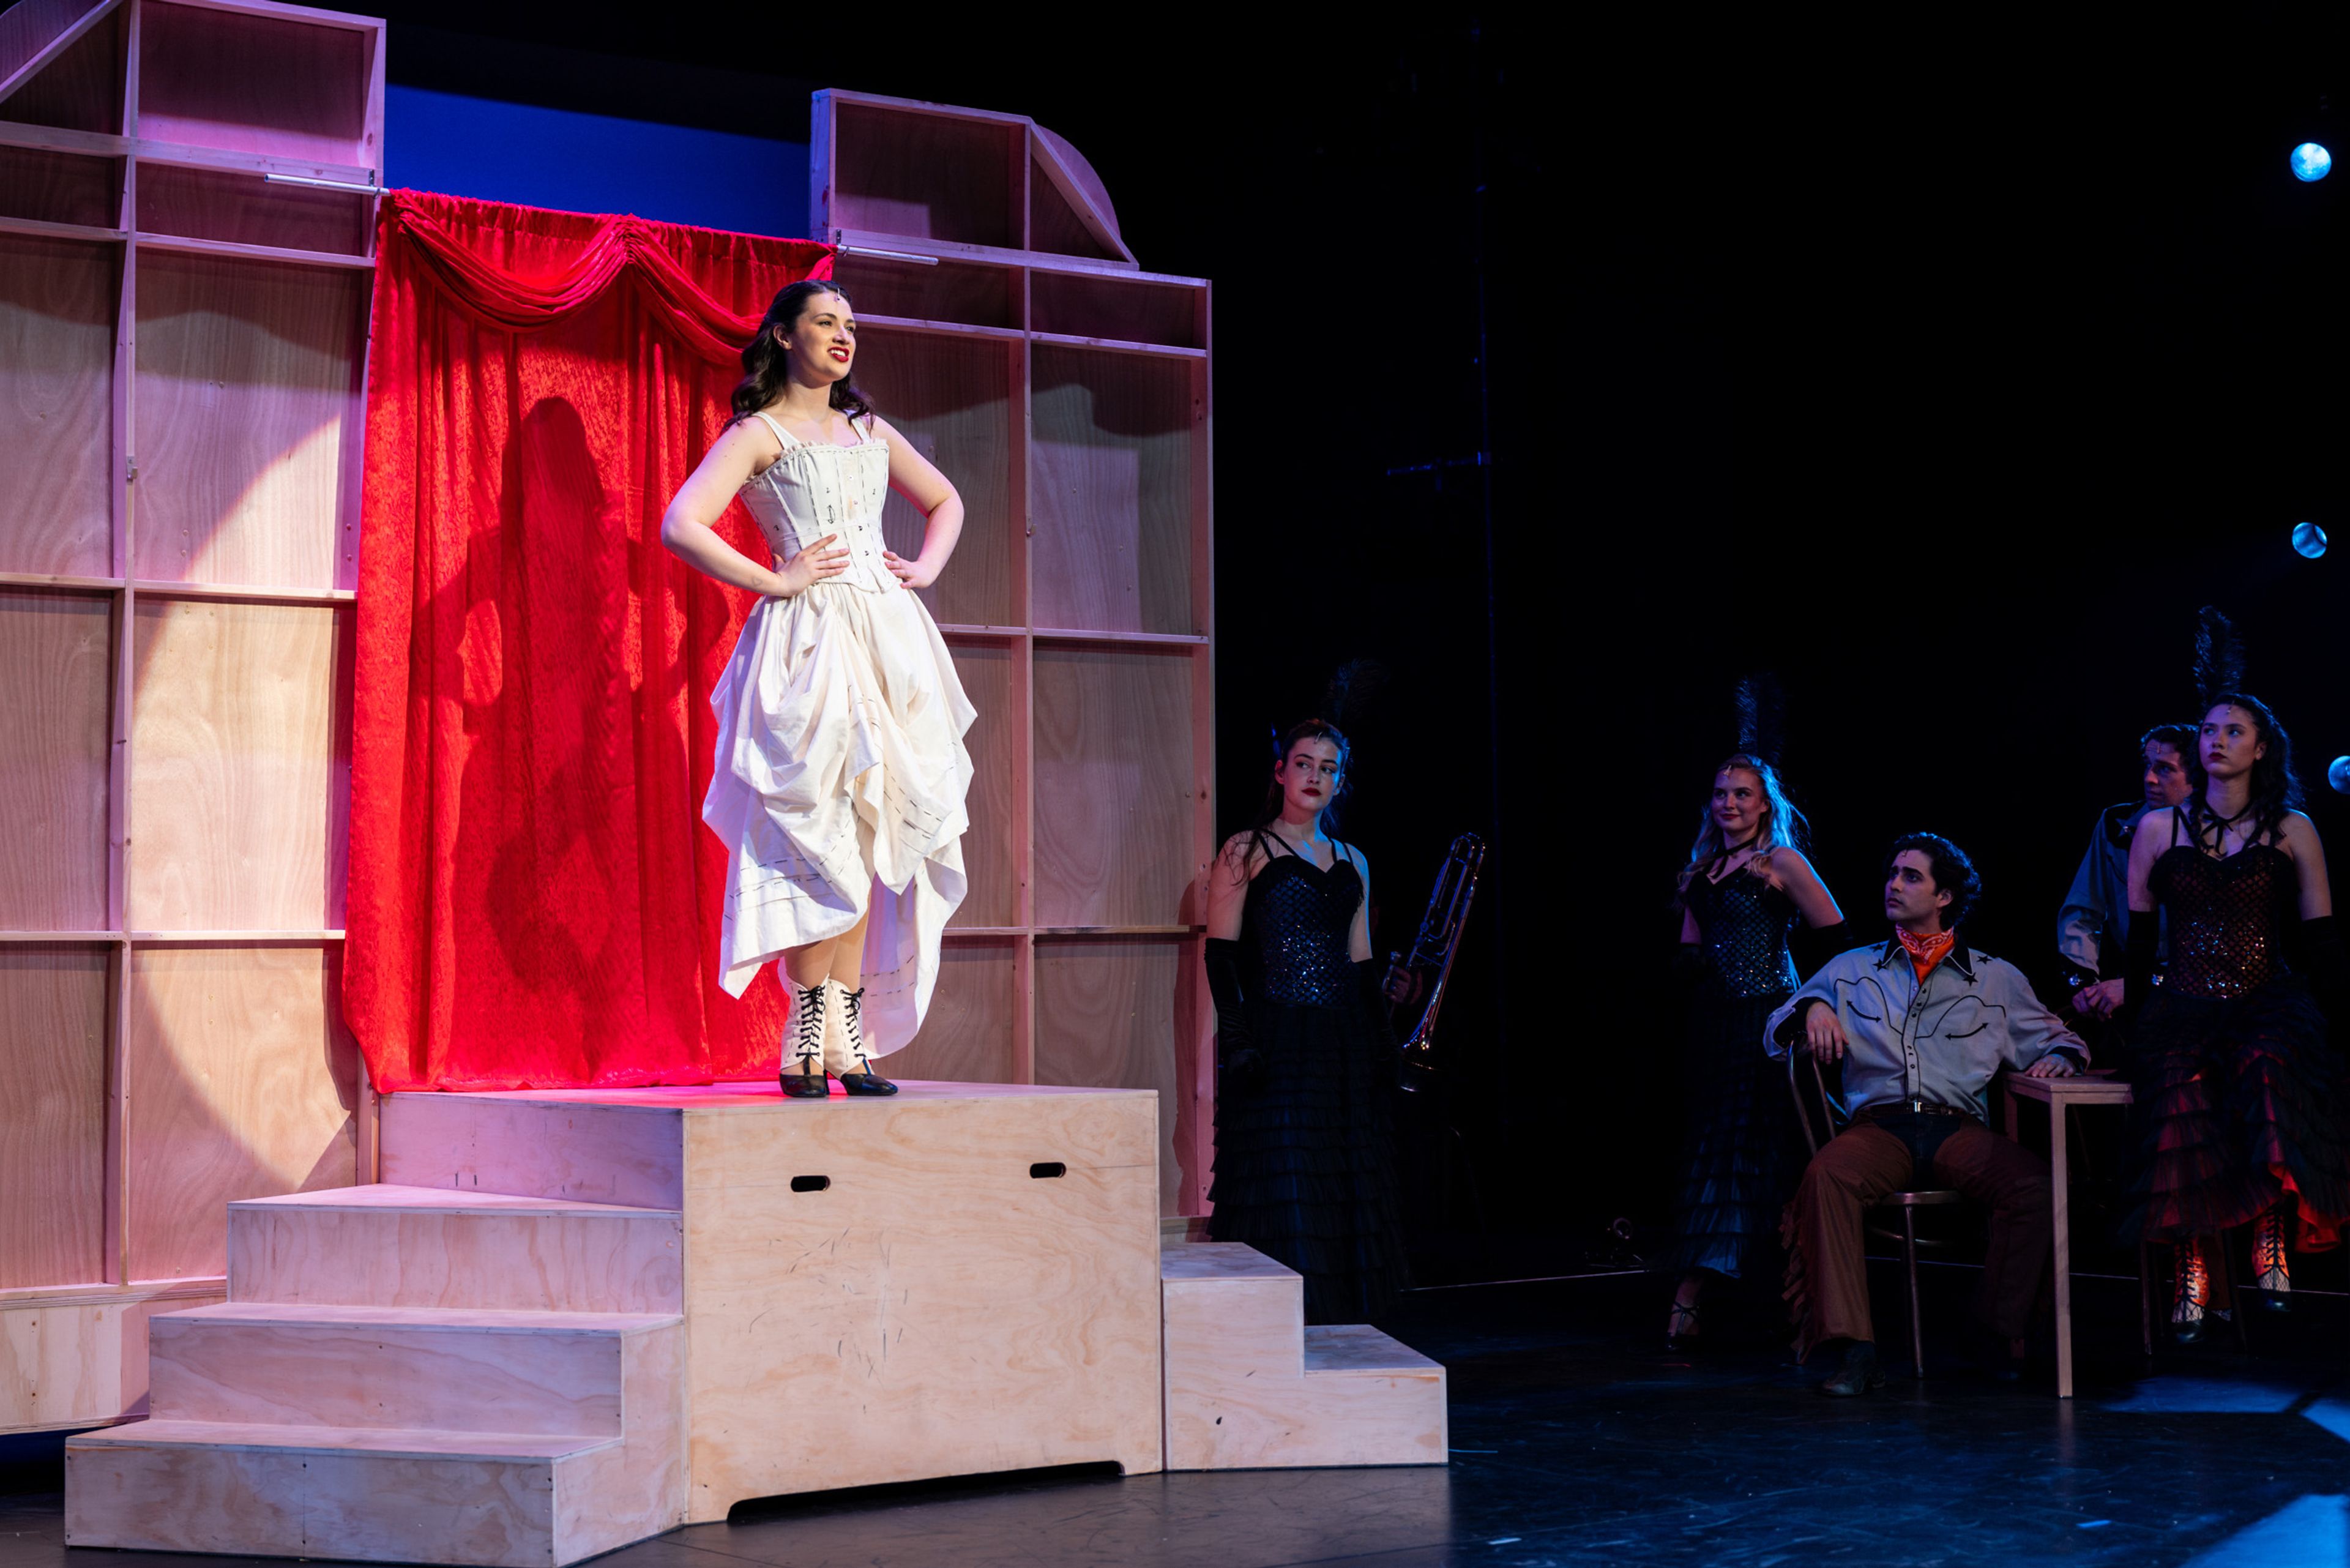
[2123,693,2350,1340]
[1665,754,1843,1349]
[1202,719,1408,1324]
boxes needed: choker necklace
[2200,797,2259,853]
[1707,834,1761,879]
[2209,797,2257,829]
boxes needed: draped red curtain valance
[347,190,834,1091]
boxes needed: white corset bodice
[739,411,893,594]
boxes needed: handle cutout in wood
[790,1175,830,1193]
[1029,1162,1067,1179]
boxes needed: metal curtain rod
[263,173,385,195]
[836,244,939,266]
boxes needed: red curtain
[347,190,834,1091]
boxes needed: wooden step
[65,1417,673,1567]
[229,1185,684,1313]
[1161,1242,1445,1471]
[1160,1242,1304,1377]
[149,1302,679,1436]
[1303,1323,1444,1378]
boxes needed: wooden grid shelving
[0,0,381,1435]
[815,89,1216,1222]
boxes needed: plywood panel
[893,939,1015,1084]
[0,0,109,86]
[136,164,370,256]
[0,946,110,1290]
[129,599,345,930]
[0,234,115,578]
[944,642,1015,927]
[133,253,364,590]
[1028,159,1122,264]
[1034,937,1186,1214]
[0,591,111,929]
[835,254,1016,329]
[0,7,121,135]
[137,4,373,168]
[1033,274,1202,349]
[1032,646,1195,927]
[1031,348,1197,635]
[120,1290,224,1421]
[859,327,1015,628]
[682,1086,1163,1515]
[0,146,118,228]
[834,104,1020,247]
[0,1300,122,1430]
[126,944,359,1282]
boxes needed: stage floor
[15,1263,2350,1566]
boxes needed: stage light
[2330,755,2350,794]
[2293,521,2329,559]
[2292,142,2333,181]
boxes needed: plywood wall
[816,90,1215,1221]
[0,0,380,1433]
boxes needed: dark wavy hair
[1883,832,1980,931]
[1256,719,1350,832]
[2139,722,2197,756]
[729,280,873,427]
[2183,693,2302,848]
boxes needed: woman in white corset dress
[660,280,975,1099]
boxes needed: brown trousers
[1788,1118,2053,1361]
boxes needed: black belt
[1859,1100,1976,1121]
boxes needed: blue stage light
[2330,756,2350,794]
[2292,143,2333,181]
[2293,522,2329,559]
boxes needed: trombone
[1387,832,1485,1086]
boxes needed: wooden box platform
[379,1083,1168,1521]
[67,1085,1440,1567]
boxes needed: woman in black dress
[2123,692,2350,1340]
[1665,754,1843,1348]
[1202,719,1408,1324]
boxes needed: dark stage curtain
[348,190,834,1090]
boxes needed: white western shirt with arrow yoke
[1764,937,2087,1121]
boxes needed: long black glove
[2301,915,2347,1021]
[2118,914,2160,1029]
[1790,920,1848,984]
[1204,938,1263,1088]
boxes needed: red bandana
[1898,927,1956,982]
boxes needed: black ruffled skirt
[1662,984,1805,1280]
[1207,996,1409,1324]
[2124,975,2350,1247]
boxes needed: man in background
[2059,724,2196,1049]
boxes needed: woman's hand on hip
[881,548,937,589]
[774,534,848,595]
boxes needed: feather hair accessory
[2191,605,2247,711]
[1733,672,1786,766]
[1319,657,1387,733]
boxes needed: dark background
[366,4,2350,1274]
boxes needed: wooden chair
[1786,1051,1966,1378]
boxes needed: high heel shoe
[1666,1301,1702,1353]
[825,980,897,1096]
[2253,1209,2292,1313]
[779,982,831,1100]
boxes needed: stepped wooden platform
[66,1083,1443,1567]
[1161,1243,1446,1469]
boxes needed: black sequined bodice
[2152,843,2297,998]
[1241,853,1363,1009]
[1684,867,1800,1000]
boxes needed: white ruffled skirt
[702,581,974,1057]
